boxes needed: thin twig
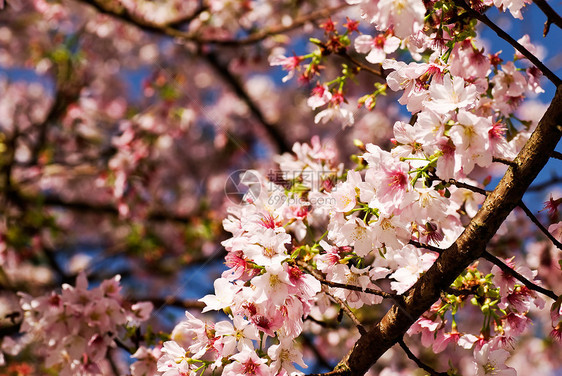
[446,178,489,196]
[526,174,562,192]
[306,370,351,376]
[321,279,395,298]
[409,240,445,254]
[493,156,517,167]
[297,261,395,299]
[337,50,385,78]
[166,3,208,29]
[453,0,562,86]
[138,296,206,310]
[552,150,562,160]
[398,339,448,376]
[481,251,558,300]
[107,350,121,376]
[302,334,335,372]
[306,315,340,329]
[326,291,367,335]
[518,200,562,251]
[114,337,134,354]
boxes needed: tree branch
[297,260,396,299]
[398,339,448,376]
[526,174,562,192]
[79,0,350,46]
[302,334,335,372]
[454,0,562,86]
[518,200,562,251]
[21,191,195,224]
[137,296,206,310]
[336,85,562,375]
[337,50,385,78]
[481,251,558,300]
[202,52,292,153]
[323,280,394,298]
[446,178,489,196]
[306,371,351,376]
[552,150,562,160]
[408,240,444,255]
[492,156,517,167]
[329,292,367,336]
[532,0,562,36]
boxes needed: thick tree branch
[518,200,562,250]
[336,85,562,375]
[481,251,558,300]
[454,0,562,86]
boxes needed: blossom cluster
[13,273,152,375]
[156,138,344,375]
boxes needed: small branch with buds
[481,251,558,300]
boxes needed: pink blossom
[425,76,478,114]
[473,343,516,376]
[494,0,532,19]
[270,54,302,83]
[223,346,272,376]
[355,33,401,64]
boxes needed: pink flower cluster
[156,139,347,375]
[17,273,152,375]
